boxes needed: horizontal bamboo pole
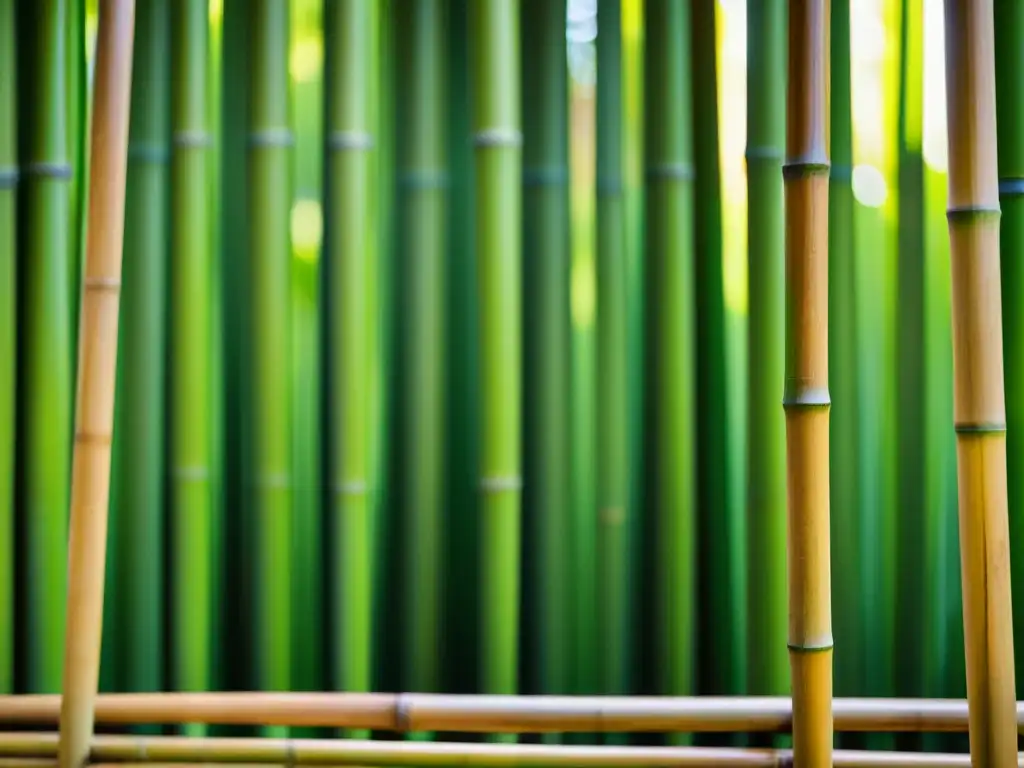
[0,733,1019,767]
[0,693,1018,733]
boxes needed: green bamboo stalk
[596,0,630,717]
[827,0,861,717]
[170,0,213,737]
[246,0,292,730]
[65,0,85,396]
[895,0,925,727]
[691,0,738,702]
[995,0,1024,706]
[0,0,15,698]
[323,0,374,736]
[643,0,695,744]
[108,0,169,712]
[469,0,522,739]
[522,0,570,711]
[16,0,72,694]
[396,0,446,718]
[745,0,788,704]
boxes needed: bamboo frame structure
[941,1,1018,765]
[782,0,832,764]
[55,1,136,767]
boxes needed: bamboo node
[0,167,19,188]
[781,161,830,180]
[472,128,523,148]
[781,384,830,409]
[331,480,368,496]
[84,277,121,293]
[328,131,374,152]
[127,143,169,164]
[399,170,449,190]
[248,129,295,149]
[22,162,73,180]
[744,146,784,162]
[999,178,1024,198]
[644,162,695,182]
[75,430,113,447]
[946,205,1001,223]
[523,166,569,186]
[479,475,523,493]
[394,693,412,732]
[172,131,212,149]
[787,640,834,653]
[954,421,1007,434]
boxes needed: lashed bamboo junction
[3,0,1024,767]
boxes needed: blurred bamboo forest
[0,0,995,753]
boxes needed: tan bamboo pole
[940,1,1018,766]
[1,693,1020,734]
[55,1,136,767]
[783,0,833,764]
[0,734,1021,768]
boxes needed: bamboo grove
[5,0,1024,766]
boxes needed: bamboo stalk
[1,693,1022,733]
[642,0,696,740]
[170,0,213,738]
[521,0,571,714]
[783,0,832,764]
[0,0,16,698]
[745,0,788,704]
[245,0,292,725]
[2,734,1022,768]
[941,1,1018,765]
[994,0,1024,707]
[468,0,522,731]
[323,0,374,737]
[17,0,73,695]
[56,0,137,766]
[595,0,631,715]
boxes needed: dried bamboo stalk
[55,1,136,767]
[2,693,1021,734]
[783,0,832,765]
[941,1,1018,766]
[1,733,1022,768]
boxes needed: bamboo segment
[596,0,631,712]
[642,0,696,739]
[942,1,1018,765]
[108,0,169,705]
[783,0,832,765]
[170,0,213,737]
[395,0,446,725]
[16,0,73,695]
[468,0,522,729]
[745,0,788,702]
[323,0,374,736]
[56,0,136,766]
[521,0,570,708]
[0,0,15,698]
[994,0,1024,705]
[246,0,292,722]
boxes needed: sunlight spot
[291,199,322,262]
[290,37,323,84]
[571,258,596,330]
[852,165,889,208]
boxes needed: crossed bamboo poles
[41,0,1019,767]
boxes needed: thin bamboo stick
[941,1,1018,765]
[1,693,1015,734]
[2,733,1023,768]
[55,0,137,767]
[783,0,832,765]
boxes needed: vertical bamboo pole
[643,0,696,742]
[522,0,570,709]
[17,0,73,695]
[396,0,446,722]
[596,0,631,719]
[942,1,1017,765]
[746,0,789,703]
[783,0,832,765]
[994,0,1024,705]
[246,0,292,726]
[323,0,373,736]
[170,0,212,736]
[469,0,522,736]
[56,0,136,766]
[0,0,15,698]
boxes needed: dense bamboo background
[0,0,1013,756]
